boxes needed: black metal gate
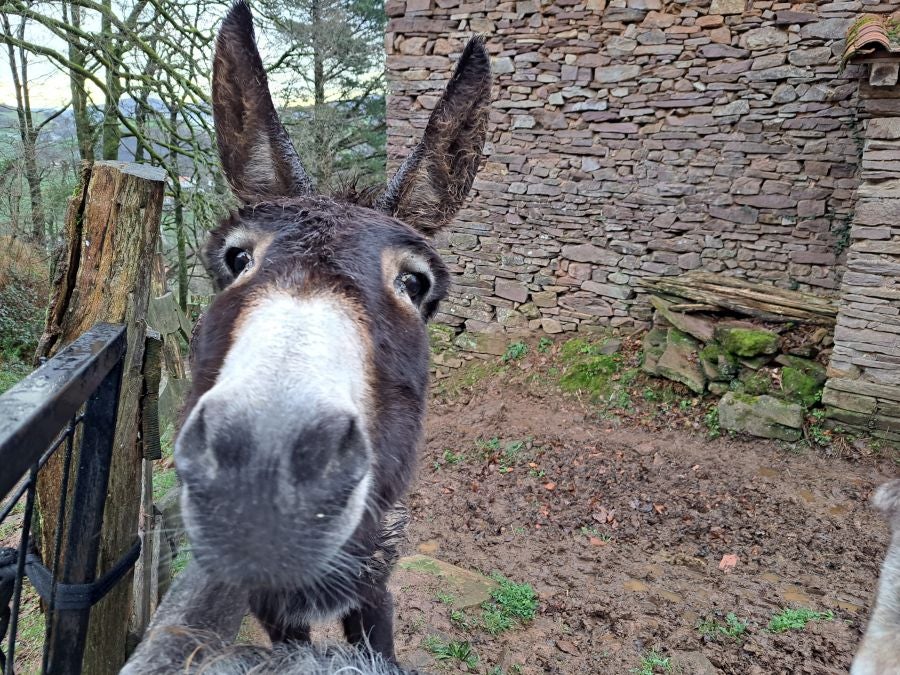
[0,323,140,674]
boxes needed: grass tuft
[767,607,833,633]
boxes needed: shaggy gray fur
[121,565,420,674]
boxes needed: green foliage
[766,608,833,633]
[503,341,528,362]
[436,591,455,606]
[489,573,538,621]
[450,609,472,629]
[264,0,388,187]
[538,337,553,353]
[632,650,671,675]
[704,405,721,439]
[559,354,620,397]
[473,573,538,636]
[698,612,748,639]
[422,636,478,669]
[0,279,43,362]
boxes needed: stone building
[385,0,896,335]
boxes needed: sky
[0,2,286,110]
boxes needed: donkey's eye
[396,272,430,306]
[225,248,253,276]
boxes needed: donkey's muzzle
[175,395,374,585]
[176,397,371,487]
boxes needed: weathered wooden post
[34,160,165,674]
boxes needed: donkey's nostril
[289,414,369,483]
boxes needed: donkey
[122,564,419,674]
[173,0,490,663]
[852,479,900,675]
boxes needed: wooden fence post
[34,160,165,674]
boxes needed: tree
[260,0,386,188]
[0,8,67,242]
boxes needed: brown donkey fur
[173,0,491,664]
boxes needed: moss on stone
[700,342,739,381]
[781,366,824,407]
[667,327,699,348]
[716,326,779,358]
[740,370,772,396]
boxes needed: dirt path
[390,366,897,674]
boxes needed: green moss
[400,557,443,575]
[559,354,620,397]
[666,327,699,348]
[700,342,739,381]
[781,366,823,407]
[731,392,759,405]
[716,327,779,357]
[739,370,772,396]
[429,324,458,353]
[560,337,600,361]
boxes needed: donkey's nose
[177,397,370,484]
[288,414,369,483]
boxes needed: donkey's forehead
[218,197,436,251]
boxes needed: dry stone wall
[824,116,900,442]
[385,0,894,335]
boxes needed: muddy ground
[4,334,898,674]
[381,340,897,675]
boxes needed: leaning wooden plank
[639,278,835,325]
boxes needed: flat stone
[541,318,564,334]
[495,279,529,303]
[709,0,744,15]
[718,393,803,441]
[582,280,635,300]
[449,232,479,250]
[398,555,499,609]
[603,7,647,22]
[492,56,514,74]
[743,26,787,50]
[562,243,622,266]
[800,18,853,40]
[650,296,715,342]
[453,332,508,357]
[821,386,877,414]
[713,100,750,117]
[531,291,557,308]
[594,65,642,84]
[642,328,667,375]
[788,47,832,67]
[700,44,749,59]
[656,329,706,394]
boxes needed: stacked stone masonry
[825,116,900,442]
[385,0,897,334]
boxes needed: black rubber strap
[0,537,141,611]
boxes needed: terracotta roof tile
[844,12,900,63]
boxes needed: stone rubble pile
[641,274,835,441]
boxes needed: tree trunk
[34,160,165,675]
[167,105,188,309]
[101,0,121,161]
[63,1,94,162]
[310,0,332,184]
[1,12,46,242]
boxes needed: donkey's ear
[212,1,313,202]
[377,37,492,235]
